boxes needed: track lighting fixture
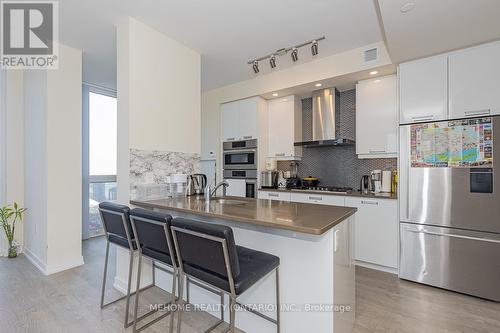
[247,36,325,72]
[291,48,298,62]
[269,54,277,69]
[311,40,318,56]
[252,60,259,74]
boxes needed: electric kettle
[186,174,207,196]
[360,175,371,194]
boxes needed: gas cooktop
[292,186,353,194]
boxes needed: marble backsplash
[130,148,200,200]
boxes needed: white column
[0,69,7,256]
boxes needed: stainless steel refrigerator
[399,116,500,302]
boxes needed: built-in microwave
[223,139,258,170]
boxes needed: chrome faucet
[204,180,229,202]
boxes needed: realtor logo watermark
[1,0,58,69]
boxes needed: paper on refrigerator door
[410,117,493,168]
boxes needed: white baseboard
[355,260,398,275]
[113,276,128,295]
[23,248,84,275]
[24,247,47,273]
[45,256,85,275]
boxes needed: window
[82,85,117,239]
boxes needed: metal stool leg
[100,240,111,309]
[168,268,177,333]
[276,267,281,333]
[176,273,185,333]
[132,253,143,332]
[124,250,135,328]
[229,296,236,333]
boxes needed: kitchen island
[130,196,357,333]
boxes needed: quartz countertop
[259,188,398,200]
[130,196,356,236]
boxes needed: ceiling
[377,0,500,63]
[59,0,383,91]
[259,64,396,100]
[60,1,500,92]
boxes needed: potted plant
[0,202,26,258]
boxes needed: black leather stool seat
[141,246,173,266]
[184,245,280,295]
[108,234,137,250]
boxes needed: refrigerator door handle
[404,227,500,244]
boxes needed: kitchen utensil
[302,176,320,187]
[169,174,188,197]
[391,169,398,193]
[277,171,287,189]
[370,170,382,193]
[286,176,302,189]
[382,170,392,193]
[360,175,371,194]
[261,171,279,188]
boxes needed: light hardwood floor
[1,237,499,333]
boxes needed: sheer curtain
[0,69,7,256]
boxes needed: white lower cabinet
[256,190,398,271]
[345,197,398,269]
[333,217,355,333]
[225,179,246,197]
[257,190,291,201]
[290,192,345,206]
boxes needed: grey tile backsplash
[277,90,397,190]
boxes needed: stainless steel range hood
[294,87,355,147]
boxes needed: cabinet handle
[464,109,491,117]
[268,193,279,197]
[411,115,434,122]
[361,200,378,205]
[309,196,323,201]
[275,153,286,157]
[334,230,339,253]
[243,136,253,139]
[226,137,235,141]
[369,149,386,153]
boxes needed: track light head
[311,40,318,56]
[252,60,259,74]
[269,54,277,69]
[291,48,298,62]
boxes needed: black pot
[302,177,319,187]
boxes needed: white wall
[115,16,201,291]
[24,69,48,266]
[117,17,201,203]
[201,42,392,164]
[4,71,25,249]
[23,44,83,274]
[46,44,83,272]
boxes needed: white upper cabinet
[221,102,240,141]
[356,75,398,158]
[399,55,448,124]
[267,95,302,160]
[221,97,266,141]
[449,42,500,119]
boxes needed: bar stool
[99,202,152,328]
[129,208,177,333]
[170,217,281,333]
